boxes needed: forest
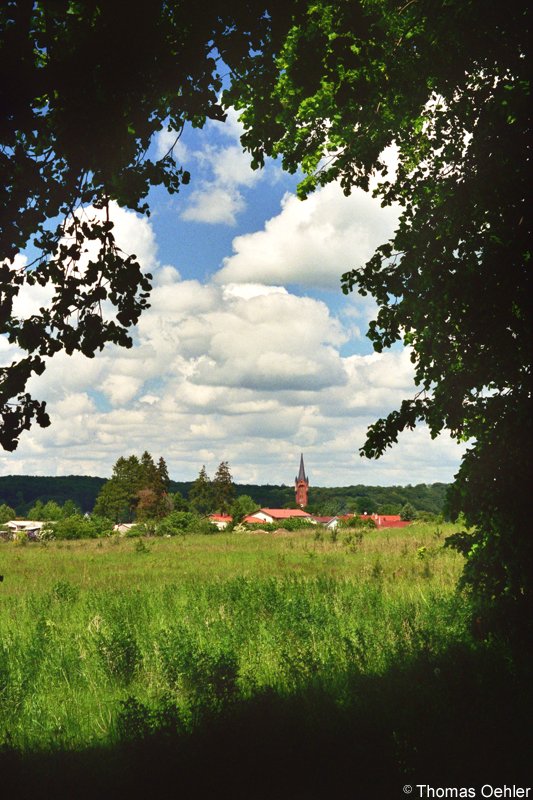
[0,472,449,517]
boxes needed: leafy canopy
[0,0,284,449]
[225,0,531,631]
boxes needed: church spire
[295,453,309,507]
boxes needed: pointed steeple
[294,453,309,508]
[296,453,307,483]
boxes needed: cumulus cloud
[0,193,464,486]
[2,261,463,485]
[154,129,189,163]
[215,180,400,288]
[181,185,246,225]
[157,108,267,226]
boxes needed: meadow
[1,524,530,798]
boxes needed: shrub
[156,511,217,536]
[49,514,114,540]
[340,516,376,530]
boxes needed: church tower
[294,453,309,508]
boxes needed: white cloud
[0,191,464,487]
[181,185,246,225]
[154,129,189,163]
[100,375,144,406]
[172,107,266,226]
[215,180,399,288]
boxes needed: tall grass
[0,524,463,748]
[1,525,530,797]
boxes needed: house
[311,516,339,529]
[5,520,46,540]
[209,514,232,530]
[244,508,314,525]
[360,514,411,528]
[113,522,137,535]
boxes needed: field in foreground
[1,525,531,798]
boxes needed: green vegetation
[189,461,236,515]
[93,452,171,523]
[0,475,106,515]
[0,473,450,518]
[0,525,530,796]
[226,0,531,640]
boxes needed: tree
[189,466,214,516]
[41,500,63,520]
[157,457,170,494]
[0,502,15,524]
[400,503,416,522]
[157,510,215,536]
[229,494,258,524]
[226,0,531,637]
[61,499,81,518]
[140,451,159,492]
[0,1,282,449]
[135,452,171,519]
[93,452,172,522]
[170,491,190,512]
[354,497,377,516]
[212,461,235,514]
[93,455,143,523]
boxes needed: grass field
[1,524,530,798]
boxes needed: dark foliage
[0,474,451,518]
[0,474,105,515]
[1,643,530,799]
[0,0,289,447]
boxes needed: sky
[0,108,465,486]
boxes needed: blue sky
[0,109,465,486]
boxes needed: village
[209,456,411,531]
[1,454,414,541]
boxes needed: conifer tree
[189,466,214,515]
[212,461,235,515]
[157,457,170,493]
[93,455,142,523]
[140,451,159,490]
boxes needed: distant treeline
[0,474,450,517]
[0,475,106,516]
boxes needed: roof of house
[359,514,411,528]
[6,520,46,529]
[243,515,267,524]
[209,514,232,522]
[311,516,337,524]
[259,508,312,519]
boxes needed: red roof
[243,515,267,524]
[259,508,311,519]
[209,514,232,522]
[359,514,411,528]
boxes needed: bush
[340,516,377,530]
[156,512,217,536]
[48,514,114,540]
[277,517,317,532]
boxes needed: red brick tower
[294,453,309,508]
